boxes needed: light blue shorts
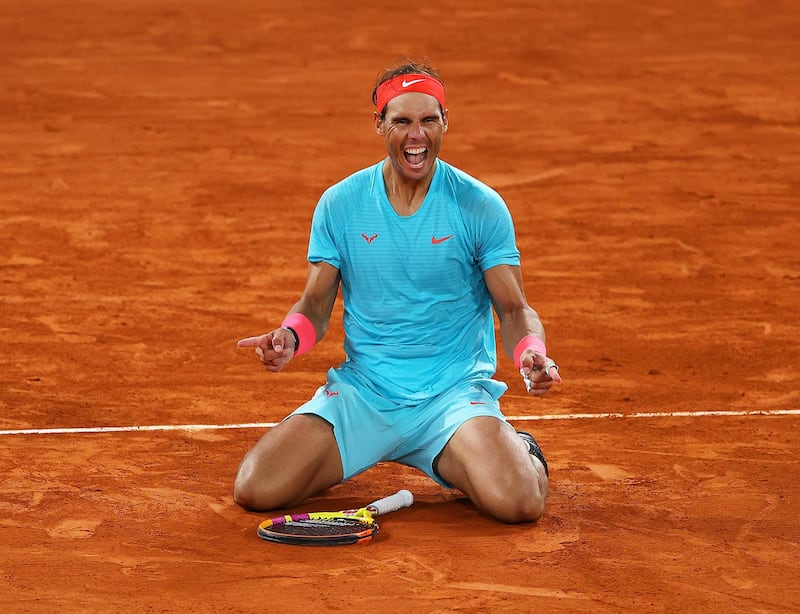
[289,367,509,487]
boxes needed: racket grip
[366,489,414,516]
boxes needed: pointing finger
[237,335,266,348]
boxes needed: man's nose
[408,122,425,138]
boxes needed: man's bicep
[302,261,341,312]
[483,264,528,318]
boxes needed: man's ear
[442,108,449,133]
[374,112,384,136]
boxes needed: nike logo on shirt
[431,235,454,244]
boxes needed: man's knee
[510,490,547,523]
[233,462,279,511]
[232,421,344,512]
[232,477,260,511]
[474,455,549,523]
[483,479,547,524]
[232,441,299,511]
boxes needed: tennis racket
[257,489,414,546]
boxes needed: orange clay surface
[1,1,799,612]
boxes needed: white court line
[506,408,800,421]
[0,422,279,436]
[1,409,798,436]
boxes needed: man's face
[375,92,448,182]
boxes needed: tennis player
[235,60,561,523]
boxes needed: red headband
[375,73,446,114]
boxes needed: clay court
[1,0,799,611]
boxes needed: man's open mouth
[404,146,427,167]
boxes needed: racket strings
[256,491,412,545]
[266,517,373,537]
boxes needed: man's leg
[233,414,344,511]
[435,416,549,523]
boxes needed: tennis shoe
[517,431,549,477]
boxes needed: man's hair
[372,59,444,118]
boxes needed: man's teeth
[405,147,427,154]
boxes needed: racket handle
[366,489,414,516]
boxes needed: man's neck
[381,159,435,216]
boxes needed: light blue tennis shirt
[307,159,520,404]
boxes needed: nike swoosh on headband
[402,78,426,88]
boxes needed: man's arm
[484,264,561,395]
[237,261,341,372]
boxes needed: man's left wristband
[513,335,547,369]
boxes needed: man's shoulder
[437,160,505,207]
[312,162,381,228]
[325,161,381,196]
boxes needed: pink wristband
[513,335,547,369]
[281,313,316,357]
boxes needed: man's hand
[237,328,297,372]
[519,352,562,396]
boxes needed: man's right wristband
[282,326,300,352]
[281,313,316,356]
